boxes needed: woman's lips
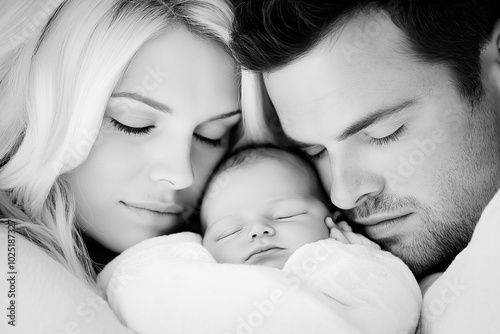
[122,200,184,214]
[121,201,183,227]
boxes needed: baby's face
[202,157,330,269]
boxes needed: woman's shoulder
[0,220,133,333]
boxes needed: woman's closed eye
[302,145,326,162]
[194,133,225,148]
[110,118,154,135]
[194,117,240,149]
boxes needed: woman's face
[67,27,241,252]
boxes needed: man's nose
[322,149,384,210]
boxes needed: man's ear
[493,18,500,67]
[481,18,500,100]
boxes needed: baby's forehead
[208,152,322,200]
[202,148,325,206]
[223,151,310,178]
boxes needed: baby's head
[201,146,332,269]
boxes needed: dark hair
[231,0,500,103]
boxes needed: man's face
[264,12,500,278]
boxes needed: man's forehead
[266,16,408,87]
[263,11,436,141]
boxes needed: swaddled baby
[201,146,381,268]
[98,146,421,334]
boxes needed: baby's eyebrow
[204,217,234,233]
[269,197,311,205]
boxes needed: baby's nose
[247,221,276,241]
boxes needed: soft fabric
[419,188,500,334]
[98,235,421,334]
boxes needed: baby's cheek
[205,242,226,263]
[215,244,244,264]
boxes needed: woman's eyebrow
[111,92,172,114]
[206,110,242,122]
[111,92,241,121]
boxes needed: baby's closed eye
[273,211,307,220]
[217,227,242,241]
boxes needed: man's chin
[380,238,454,280]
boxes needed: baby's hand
[325,216,381,250]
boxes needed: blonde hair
[237,67,288,147]
[0,0,235,291]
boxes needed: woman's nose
[148,141,194,190]
[247,221,276,241]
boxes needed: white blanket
[98,236,421,334]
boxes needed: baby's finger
[337,220,353,232]
[344,232,381,250]
[329,228,350,244]
[325,217,336,229]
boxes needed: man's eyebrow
[282,99,417,150]
[111,92,172,114]
[336,99,417,141]
[111,92,241,121]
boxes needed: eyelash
[308,125,407,160]
[216,212,306,241]
[217,228,241,241]
[309,149,326,162]
[194,134,224,148]
[369,124,406,146]
[110,118,153,135]
[111,118,226,148]
[275,213,306,220]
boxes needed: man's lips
[354,213,414,240]
[246,246,285,261]
[353,212,413,226]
